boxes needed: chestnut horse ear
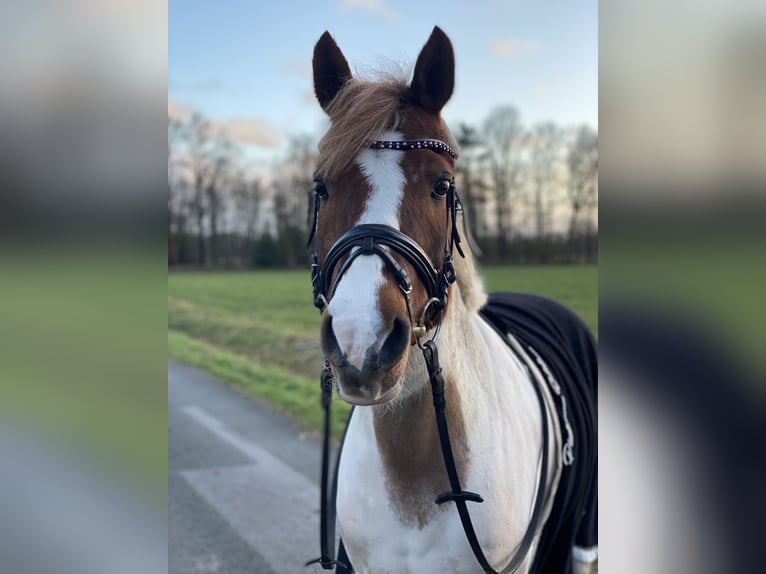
[313,31,353,112]
[410,26,455,115]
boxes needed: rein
[306,139,549,574]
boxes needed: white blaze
[327,131,406,370]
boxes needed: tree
[482,105,525,260]
[529,122,563,260]
[454,123,485,244]
[566,125,598,261]
[176,114,236,267]
[271,134,317,267]
[168,115,195,265]
[232,177,264,266]
[204,138,236,267]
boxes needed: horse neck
[370,273,487,484]
[374,238,489,415]
[364,284,484,529]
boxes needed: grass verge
[168,329,352,438]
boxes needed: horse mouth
[336,376,404,406]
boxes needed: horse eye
[314,179,329,200]
[432,179,451,199]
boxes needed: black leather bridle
[305,139,550,574]
[307,139,465,336]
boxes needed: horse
[307,27,597,574]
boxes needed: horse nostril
[321,317,342,361]
[378,316,410,369]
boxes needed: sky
[169,0,597,168]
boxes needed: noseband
[308,138,465,339]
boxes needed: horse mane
[317,72,410,180]
[453,217,488,314]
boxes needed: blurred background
[0,1,166,573]
[0,0,764,572]
[600,1,766,573]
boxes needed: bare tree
[286,134,317,229]
[205,138,236,267]
[454,123,485,241]
[529,122,562,239]
[482,105,525,259]
[175,114,236,267]
[567,125,598,260]
[271,134,317,266]
[528,122,563,260]
[232,177,264,266]
[168,115,193,264]
[233,178,264,244]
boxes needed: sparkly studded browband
[369,139,457,159]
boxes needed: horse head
[311,27,459,406]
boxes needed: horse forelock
[317,74,409,180]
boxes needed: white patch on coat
[357,131,406,228]
[327,131,406,369]
[336,289,564,573]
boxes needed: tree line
[168,105,597,269]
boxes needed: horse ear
[313,31,353,112]
[410,26,455,115]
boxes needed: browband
[369,139,457,159]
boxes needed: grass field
[168,265,597,437]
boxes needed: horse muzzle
[321,314,411,405]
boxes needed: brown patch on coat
[395,112,458,322]
[315,165,370,300]
[315,165,368,258]
[372,374,468,529]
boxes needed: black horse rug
[480,292,598,574]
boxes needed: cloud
[167,101,282,148]
[213,118,282,148]
[167,98,195,119]
[339,0,397,22]
[489,38,541,60]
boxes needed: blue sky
[169,0,597,164]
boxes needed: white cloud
[489,38,541,60]
[339,0,397,22]
[167,100,282,148]
[213,118,282,148]
[167,98,195,119]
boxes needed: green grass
[481,265,597,336]
[168,265,597,437]
[169,330,351,437]
[0,250,168,493]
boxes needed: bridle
[307,138,465,340]
[306,139,550,574]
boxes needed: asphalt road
[169,360,332,574]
